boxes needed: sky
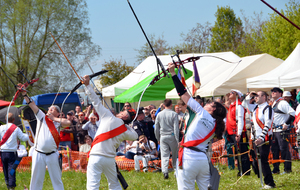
[81,0,289,75]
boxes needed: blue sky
[82,0,289,75]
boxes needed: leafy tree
[100,57,134,87]
[135,34,170,64]
[258,0,300,60]
[0,0,100,102]
[235,11,265,57]
[209,6,244,53]
[171,22,212,54]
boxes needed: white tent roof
[103,52,240,98]
[247,43,300,90]
[196,54,283,97]
[166,52,241,99]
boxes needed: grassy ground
[2,161,300,189]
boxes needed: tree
[135,34,170,64]
[171,22,212,54]
[0,0,100,102]
[235,11,265,57]
[100,57,134,87]
[258,0,300,60]
[209,6,244,53]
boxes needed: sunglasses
[124,105,130,107]
[79,114,84,116]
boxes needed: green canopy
[114,68,192,103]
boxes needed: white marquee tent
[166,53,241,99]
[103,52,240,107]
[247,43,300,91]
[195,54,283,97]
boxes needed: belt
[35,149,56,156]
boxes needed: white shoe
[263,185,275,189]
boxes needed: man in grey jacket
[155,99,179,179]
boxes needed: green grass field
[3,161,300,190]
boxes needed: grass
[3,161,300,189]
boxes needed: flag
[177,66,187,87]
[192,60,201,95]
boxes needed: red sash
[0,124,17,147]
[45,115,60,148]
[178,123,216,168]
[294,112,300,126]
[255,107,271,141]
[91,124,127,149]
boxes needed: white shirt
[35,110,61,153]
[272,97,295,132]
[243,95,273,141]
[183,97,215,161]
[84,85,138,157]
[82,120,100,139]
[17,144,28,157]
[126,141,138,153]
[0,123,29,152]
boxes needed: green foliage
[209,6,244,53]
[135,34,170,64]
[258,0,300,60]
[100,57,134,87]
[171,22,212,54]
[0,0,100,102]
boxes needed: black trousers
[271,131,292,172]
[1,152,17,188]
[253,141,275,187]
[227,134,251,174]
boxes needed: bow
[150,55,241,85]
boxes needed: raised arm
[167,62,190,104]
[20,84,39,114]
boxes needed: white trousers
[30,150,64,190]
[87,155,122,190]
[176,159,210,190]
[134,154,154,171]
[160,135,178,173]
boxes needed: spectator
[134,135,157,172]
[144,104,156,122]
[133,108,151,139]
[155,99,179,179]
[79,135,92,153]
[123,102,132,111]
[283,91,298,110]
[65,111,78,151]
[82,113,100,139]
[76,112,88,149]
[125,140,138,159]
[75,105,81,118]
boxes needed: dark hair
[6,113,15,123]
[211,102,226,140]
[258,91,268,101]
[163,99,172,107]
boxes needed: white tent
[166,52,241,99]
[195,54,283,97]
[103,52,240,102]
[247,43,300,91]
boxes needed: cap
[271,87,283,94]
[283,91,292,97]
[67,111,73,115]
[231,89,243,98]
[138,107,144,115]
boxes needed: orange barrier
[0,134,298,173]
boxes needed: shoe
[284,170,292,173]
[143,169,148,172]
[164,173,169,179]
[272,171,280,175]
[263,184,276,189]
